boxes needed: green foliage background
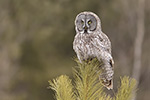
[0,0,150,100]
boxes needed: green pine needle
[48,59,137,100]
[48,75,76,100]
[74,58,105,100]
[115,76,137,100]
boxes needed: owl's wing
[96,32,114,90]
[94,32,112,55]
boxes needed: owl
[73,11,114,90]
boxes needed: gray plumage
[73,11,114,90]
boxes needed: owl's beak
[84,26,88,30]
[83,26,88,33]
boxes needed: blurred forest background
[0,0,150,100]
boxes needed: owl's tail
[101,79,113,90]
[99,62,114,90]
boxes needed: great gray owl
[73,11,114,90]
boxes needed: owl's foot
[83,58,93,63]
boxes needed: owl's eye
[81,20,84,24]
[88,20,92,24]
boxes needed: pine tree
[48,58,136,100]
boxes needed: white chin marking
[79,30,92,34]
[80,31,84,34]
[87,30,93,34]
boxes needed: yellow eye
[88,20,92,24]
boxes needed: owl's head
[75,11,101,34]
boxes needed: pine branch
[48,59,137,100]
[115,76,137,100]
[73,58,107,100]
[48,75,76,100]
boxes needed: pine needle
[114,76,137,100]
[48,75,76,100]
[48,58,137,100]
[74,58,108,100]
